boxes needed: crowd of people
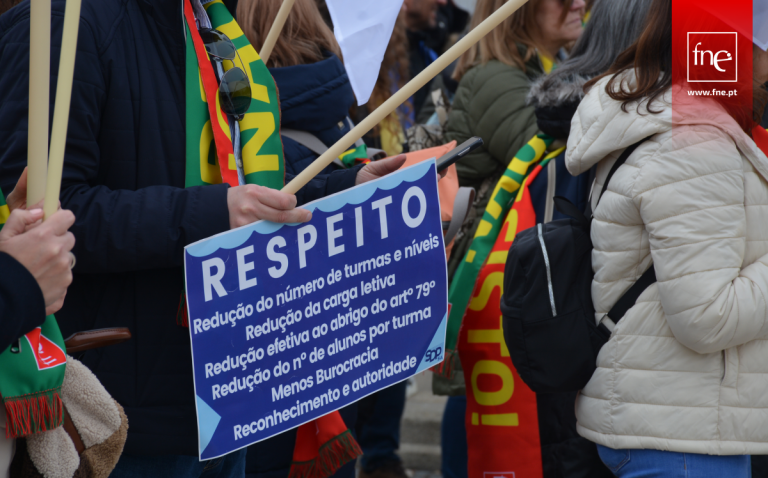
[2,0,768,477]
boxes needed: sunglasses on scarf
[199,28,251,121]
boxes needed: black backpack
[500,138,656,394]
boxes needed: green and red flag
[458,152,561,478]
[339,144,370,168]
[184,0,285,191]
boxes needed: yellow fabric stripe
[0,204,9,225]
[544,146,566,161]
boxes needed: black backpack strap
[553,196,590,228]
[606,265,656,323]
[595,136,653,209]
[598,136,656,324]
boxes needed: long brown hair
[453,0,574,81]
[238,0,341,68]
[584,0,670,114]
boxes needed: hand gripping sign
[184,161,448,460]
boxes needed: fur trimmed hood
[527,73,592,140]
[527,73,591,109]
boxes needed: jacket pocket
[722,347,739,388]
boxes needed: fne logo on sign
[687,32,737,82]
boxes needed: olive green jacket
[445,56,544,190]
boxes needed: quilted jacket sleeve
[635,126,768,354]
[445,61,539,189]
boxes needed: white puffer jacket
[566,73,768,455]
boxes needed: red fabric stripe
[183,0,238,187]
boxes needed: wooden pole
[282,0,529,194]
[27,0,51,207]
[44,0,83,219]
[259,0,296,64]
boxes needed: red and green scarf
[183,1,360,473]
[0,190,67,439]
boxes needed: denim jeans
[356,381,408,472]
[441,396,468,478]
[597,445,751,478]
[110,448,246,478]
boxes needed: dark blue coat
[0,0,359,456]
[272,53,356,176]
[0,253,46,353]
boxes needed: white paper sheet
[326,0,404,105]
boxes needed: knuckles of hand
[276,211,290,224]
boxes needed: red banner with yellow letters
[458,166,545,478]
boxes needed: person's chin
[566,21,583,39]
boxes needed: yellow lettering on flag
[242,112,280,173]
[468,271,503,311]
[471,360,514,406]
[199,121,222,184]
[472,413,519,426]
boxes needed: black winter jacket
[0,253,46,353]
[272,53,356,176]
[0,0,358,456]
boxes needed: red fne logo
[24,327,66,370]
[687,32,738,82]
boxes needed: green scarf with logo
[0,190,67,438]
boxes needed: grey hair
[528,0,653,108]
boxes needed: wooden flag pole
[44,0,83,219]
[27,0,51,207]
[259,0,296,63]
[283,0,529,194]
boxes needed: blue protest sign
[184,161,448,460]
